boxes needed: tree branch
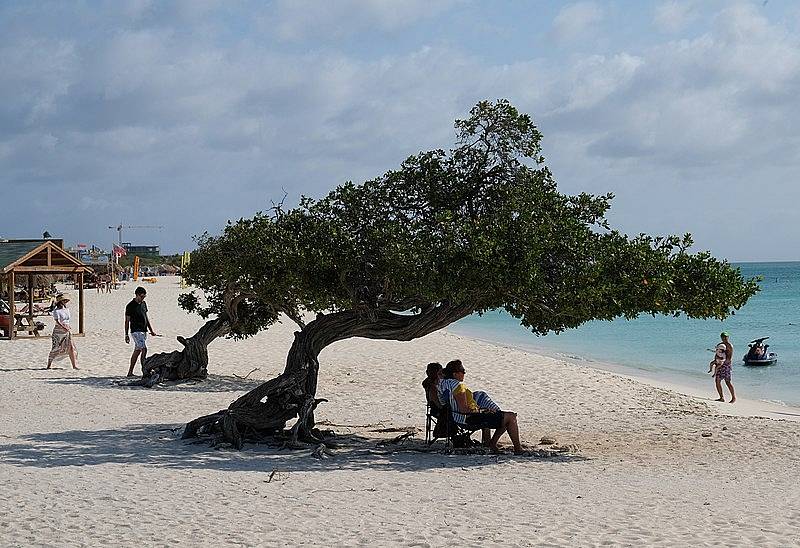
[280,305,307,330]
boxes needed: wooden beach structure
[0,240,92,340]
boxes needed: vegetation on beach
[142,99,759,448]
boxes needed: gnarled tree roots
[127,317,230,388]
[182,388,329,450]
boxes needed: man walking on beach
[125,286,160,377]
[715,332,736,403]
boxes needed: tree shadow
[0,423,589,474]
[39,374,264,393]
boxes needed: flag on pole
[113,244,127,257]
[77,243,87,249]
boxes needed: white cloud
[121,0,155,20]
[553,53,644,112]
[539,3,800,173]
[1,1,799,259]
[0,38,78,127]
[713,2,771,43]
[654,1,699,33]
[265,0,462,41]
[552,2,604,43]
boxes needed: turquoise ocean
[450,262,800,407]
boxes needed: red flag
[113,245,127,257]
[77,243,87,249]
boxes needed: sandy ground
[1,276,799,547]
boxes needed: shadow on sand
[38,373,265,393]
[0,423,589,474]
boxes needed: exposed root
[377,432,415,446]
[182,391,331,451]
[311,443,328,459]
[130,317,230,388]
[233,368,260,380]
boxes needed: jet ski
[743,337,777,366]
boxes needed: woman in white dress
[47,294,78,369]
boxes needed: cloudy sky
[2,0,799,260]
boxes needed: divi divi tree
[153,100,757,449]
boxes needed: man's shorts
[715,361,732,382]
[131,331,147,350]
[465,411,504,429]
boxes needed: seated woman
[442,359,523,454]
[422,362,444,410]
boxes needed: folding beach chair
[424,385,481,449]
[423,380,441,445]
[425,400,438,445]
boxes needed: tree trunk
[129,316,230,388]
[183,302,474,449]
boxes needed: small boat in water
[743,337,778,366]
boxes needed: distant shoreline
[446,327,800,422]
[730,260,800,264]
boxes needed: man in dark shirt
[125,286,160,377]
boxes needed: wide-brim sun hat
[56,294,70,304]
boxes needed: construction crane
[108,223,164,247]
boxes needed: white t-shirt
[52,307,70,326]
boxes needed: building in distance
[121,243,161,258]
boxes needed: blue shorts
[131,331,147,350]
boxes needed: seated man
[442,360,523,454]
[748,344,766,360]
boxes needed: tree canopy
[181,99,758,338]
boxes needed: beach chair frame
[425,387,482,451]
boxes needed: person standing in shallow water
[125,286,160,377]
[714,331,736,403]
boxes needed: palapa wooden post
[27,274,34,326]
[8,271,15,340]
[78,272,84,335]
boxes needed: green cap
[720,331,730,337]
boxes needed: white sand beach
[1,277,798,547]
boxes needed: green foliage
[182,99,759,337]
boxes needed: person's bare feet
[72,366,79,370]
[126,372,135,377]
[729,398,736,403]
[715,398,725,402]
